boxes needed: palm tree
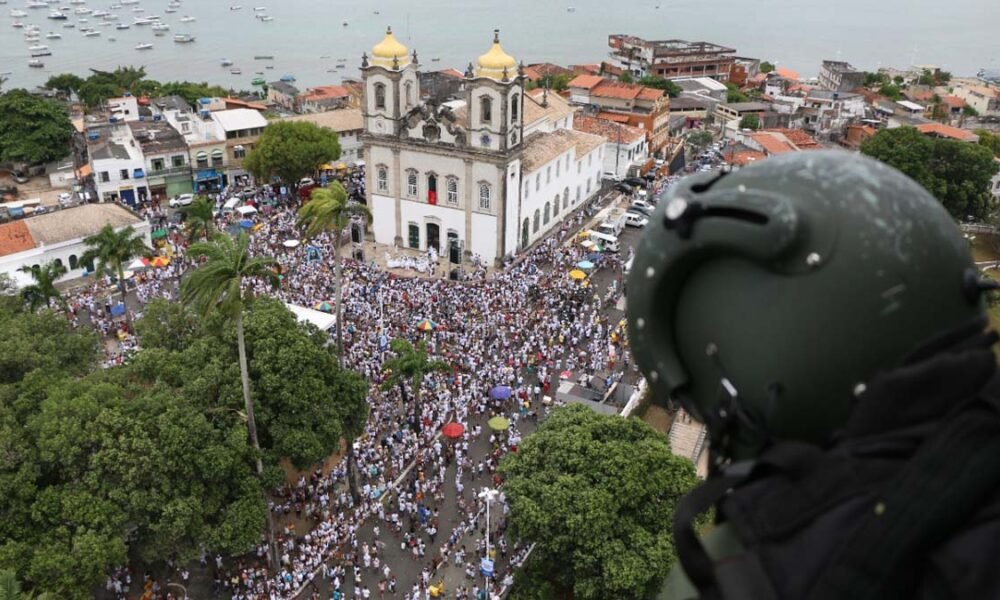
[381,337,451,426]
[80,224,150,328]
[180,196,216,242]
[181,232,280,569]
[296,183,372,367]
[0,569,52,600]
[18,260,67,311]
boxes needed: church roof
[521,128,604,173]
[371,27,410,69]
[475,30,517,80]
[523,88,573,128]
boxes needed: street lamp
[479,487,500,593]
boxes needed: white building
[0,203,151,287]
[573,114,648,179]
[362,28,605,265]
[86,123,151,206]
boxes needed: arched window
[404,82,413,109]
[446,177,459,204]
[69,255,78,270]
[427,173,437,204]
[563,187,569,210]
[481,97,492,123]
[552,194,559,216]
[556,160,560,177]
[478,183,491,210]
[374,83,386,109]
[532,209,540,232]
[376,166,388,192]
[543,202,550,224]
[195,151,208,168]
[54,258,63,269]
[406,170,418,196]
[510,93,519,121]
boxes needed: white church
[362,28,607,266]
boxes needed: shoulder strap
[808,391,1000,600]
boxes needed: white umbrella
[283,239,300,248]
[126,258,148,270]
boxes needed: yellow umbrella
[336,162,348,170]
[151,256,170,268]
[569,269,587,280]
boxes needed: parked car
[601,172,620,182]
[613,182,634,195]
[168,193,194,207]
[12,171,30,184]
[630,199,655,215]
[57,192,74,205]
[624,212,649,228]
[624,177,648,189]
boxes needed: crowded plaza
[59,165,674,600]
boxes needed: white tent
[236,205,258,216]
[284,303,337,332]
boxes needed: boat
[120,0,138,4]
[230,4,241,9]
[342,20,347,26]
[116,22,129,28]
[151,22,168,31]
[430,57,440,62]
[93,10,108,17]
[62,23,74,28]
[220,58,233,66]
[47,10,67,19]
[265,64,273,69]
[179,15,194,22]
[83,29,100,36]
[74,7,91,14]
[253,6,266,11]
[10,9,27,17]
[132,7,145,12]
[251,76,265,85]
[173,33,194,43]
[28,59,44,68]
[230,68,241,75]
[253,55,273,60]
[133,16,158,25]
[164,7,176,12]
[280,73,295,82]
[28,43,49,51]
[259,15,272,21]
[45,31,61,38]
[27,1,47,8]
[335,64,345,69]
[135,42,152,50]
[12,21,25,28]
[108,36,115,41]
[566,6,576,11]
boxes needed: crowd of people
[66,167,652,600]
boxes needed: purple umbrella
[489,385,513,400]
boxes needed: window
[408,223,420,249]
[374,83,386,109]
[533,209,540,232]
[478,183,491,211]
[586,179,591,194]
[556,161,560,177]
[152,158,165,171]
[69,255,78,270]
[172,155,185,168]
[447,177,458,204]
[588,154,592,166]
[563,188,569,210]
[535,174,540,191]
[427,173,437,204]
[404,82,413,109]
[481,97,492,123]
[577,162,581,174]
[212,149,224,166]
[543,202,551,224]
[524,183,529,200]
[100,171,110,183]
[120,169,129,180]
[377,166,388,192]
[196,151,208,168]
[546,166,551,184]
[181,122,190,133]
[510,93,519,121]
[406,170,418,197]
[552,194,560,215]
[54,258,63,269]
[576,186,581,203]
[234,146,246,159]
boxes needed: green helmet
[627,151,986,460]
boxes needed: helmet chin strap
[705,344,771,473]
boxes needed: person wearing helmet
[627,151,1000,599]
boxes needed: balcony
[148,165,193,177]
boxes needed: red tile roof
[570,64,602,75]
[223,97,267,111]
[300,85,350,101]
[775,67,800,81]
[596,111,631,123]
[568,74,605,90]
[0,220,36,257]
[439,68,465,79]
[751,133,796,155]
[522,67,543,81]
[915,123,979,142]
[592,83,643,100]
[941,95,966,109]
[638,87,665,101]
[573,114,646,144]
[727,150,767,166]
[762,128,820,149]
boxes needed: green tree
[44,74,85,97]
[863,71,889,88]
[977,129,1000,157]
[0,90,73,165]
[638,76,681,98]
[17,261,66,312]
[157,81,231,106]
[133,297,201,352]
[296,184,372,365]
[500,405,701,599]
[528,73,573,92]
[80,225,149,328]
[243,120,341,187]
[760,61,775,74]
[964,105,980,118]
[380,338,449,416]
[726,82,748,103]
[619,71,634,84]
[879,83,902,101]
[687,130,714,150]
[739,114,760,130]
[0,568,53,600]
[862,127,1000,219]
[180,196,216,241]
[181,232,280,568]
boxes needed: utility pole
[615,122,622,179]
[479,487,500,594]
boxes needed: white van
[587,230,620,252]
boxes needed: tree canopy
[0,90,73,165]
[243,121,341,186]
[760,61,775,74]
[0,296,368,597]
[500,405,701,600]
[977,129,1000,157]
[725,83,749,103]
[44,67,236,107]
[637,76,682,98]
[861,127,1000,219]
[739,114,760,130]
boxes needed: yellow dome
[475,30,517,80]
[371,27,411,69]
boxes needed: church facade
[361,29,606,266]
